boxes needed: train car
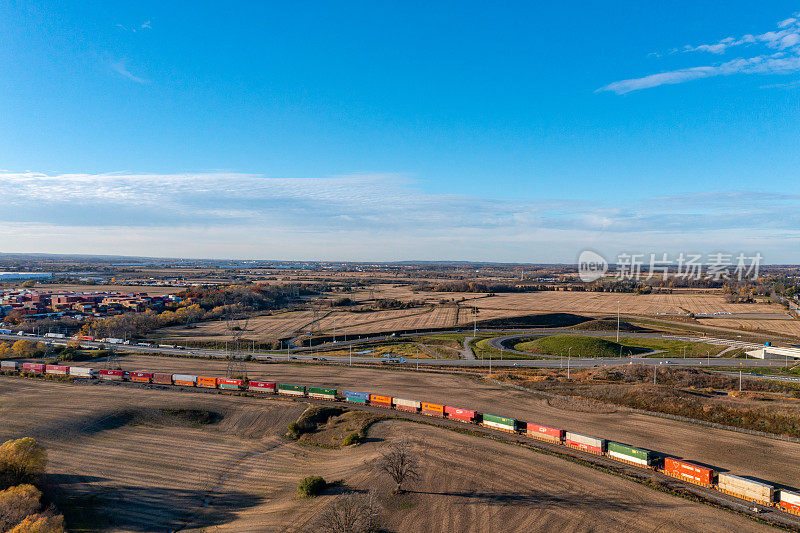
[369,394,392,408]
[717,473,774,505]
[197,376,218,389]
[525,423,565,444]
[172,374,197,387]
[607,441,659,467]
[392,398,421,413]
[152,372,174,385]
[98,369,125,381]
[129,371,153,383]
[45,364,69,376]
[481,413,517,433]
[0,361,20,372]
[663,457,714,485]
[308,386,337,400]
[278,383,306,396]
[779,489,800,515]
[22,363,46,374]
[564,432,606,454]
[248,380,276,393]
[342,390,369,404]
[444,406,477,423]
[69,366,95,379]
[76,335,95,341]
[217,378,244,391]
[421,402,445,417]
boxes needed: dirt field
[0,378,777,532]
[462,292,786,319]
[66,355,800,490]
[697,318,800,337]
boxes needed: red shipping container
[663,457,713,485]
[565,439,603,453]
[217,378,244,388]
[444,406,477,422]
[45,364,69,375]
[98,369,125,381]
[129,371,153,383]
[526,423,565,441]
[248,381,276,392]
[23,363,46,373]
[780,501,800,514]
[152,372,173,385]
[369,394,392,407]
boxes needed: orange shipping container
[197,377,217,389]
[370,394,392,407]
[663,457,713,485]
[421,402,445,416]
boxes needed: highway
[0,332,790,370]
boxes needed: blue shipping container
[343,390,369,401]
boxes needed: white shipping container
[780,490,800,506]
[278,389,305,396]
[44,333,66,338]
[483,420,514,431]
[69,367,95,378]
[718,473,774,500]
[0,361,20,370]
[608,450,648,466]
[172,374,197,382]
[105,338,124,344]
[565,432,605,449]
[46,367,68,375]
[393,398,421,408]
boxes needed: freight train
[1,360,799,516]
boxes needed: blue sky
[1,2,799,262]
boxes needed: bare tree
[377,438,420,494]
[317,491,380,533]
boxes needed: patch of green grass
[514,335,649,358]
[605,337,725,358]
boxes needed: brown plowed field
[0,377,776,532]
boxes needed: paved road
[2,333,788,371]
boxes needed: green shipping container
[482,413,516,427]
[278,383,305,392]
[219,383,240,390]
[308,387,337,397]
[607,441,656,461]
[345,397,367,403]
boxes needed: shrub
[342,432,362,446]
[0,484,41,531]
[0,439,47,490]
[8,512,65,533]
[286,422,301,440]
[298,476,326,498]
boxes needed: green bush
[286,422,301,440]
[342,432,363,446]
[297,476,326,497]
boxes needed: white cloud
[600,12,800,94]
[1,172,798,262]
[141,20,151,29]
[111,59,149,84]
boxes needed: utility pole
[739,370,742,392]
[349,344,352,366]
[616,300,620,343]
[333,318,336,343]
[500,346,503,361]
[567,347,571,379]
